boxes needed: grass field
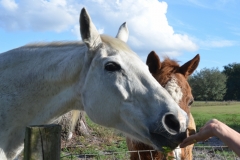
[191,101,240,132]
[61,101,240,159]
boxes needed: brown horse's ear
[179,54,200,78]
[146,51,161,74]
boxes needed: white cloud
[71,24,104,40]
[71,24,81,40]
[0,0,18,11]
[0,0,198,58]
[208,40,235,47]
[198,38,236,49]
[0,0,80,32]
[98,28,104,34]
[81,0,198,57]
[187,0,235,10]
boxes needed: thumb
[180,134,198,148]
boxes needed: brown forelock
[153,57,180,87]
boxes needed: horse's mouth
[150,132,179,151]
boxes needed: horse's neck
[0,43,86,125]
[2,43,86,80]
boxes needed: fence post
[24,124,61,160]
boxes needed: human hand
[180,119,219,148]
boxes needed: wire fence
[61,146,240,160]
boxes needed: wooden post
[24,124,61,160]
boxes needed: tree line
[188,63,240,101]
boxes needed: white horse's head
[79,8,188,151]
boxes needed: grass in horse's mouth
[150,132,179,150]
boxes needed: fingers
[181,119,219,148]
[180,134,198,148]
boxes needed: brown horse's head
[127,52,200,160]
[146,51,199,121]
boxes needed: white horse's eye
[105,62,121,72]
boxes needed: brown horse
[127,51,200,160]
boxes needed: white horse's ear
[116,22,129,42]
[80,8,102,49]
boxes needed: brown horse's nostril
[163,114,180,134]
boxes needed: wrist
[211,119,224,137]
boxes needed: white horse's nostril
[163,113,180,134]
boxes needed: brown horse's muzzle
[187,113,196,136]
[187,127,196,136]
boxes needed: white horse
[0,8,188,160]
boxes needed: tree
[188,68,227,101]
[223,63,240,100]
[55,110,90,140]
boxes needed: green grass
[192,101,240,107]
[61,101,240,159]
[85,116,127,152]
[61,116,128,159]
[191,101,240,132]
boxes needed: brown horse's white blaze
[127,51,200,160]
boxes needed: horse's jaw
[117,94,188,150]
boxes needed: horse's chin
[149,132,179,151]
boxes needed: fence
[60,146,240,160]
[23,125,239,160]
[23,124,61,160]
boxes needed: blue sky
[0,0,239,71]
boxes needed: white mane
[23,41,84,48]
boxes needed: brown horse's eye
[188,99,193,106]
[105,62,121,72]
